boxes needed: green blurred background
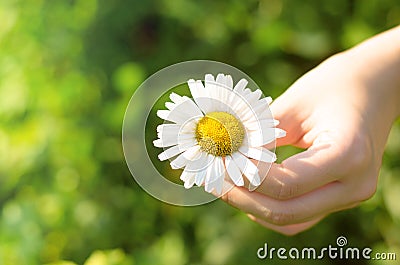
[1,0,400,264]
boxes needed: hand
[220,26,400,235]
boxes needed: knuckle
[355,176,377,202]
[342,135,373,171]
[345,170,378,202]
[220,191,232,205]
[277,181,299,200]
[264,208,295,226]
[267,175,298,200]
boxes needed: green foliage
[0,0,399,264]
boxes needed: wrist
[333,27,400,158]
[343,26,400,121]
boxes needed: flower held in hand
[153,73,285,194]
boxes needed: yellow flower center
[195,112,245,157]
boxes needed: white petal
[184,174,196,189]
[165,102,175,110]
[187,79,203,100]
[251,96,272,108]
[180,174,187,182]
[248,128,286,147]
[179,168,196,189]
[201,74,235,113]
[216,73,227,87]
[157,141,196,161]
[205,157,224,194]
[275,128,286,138]
[231,152,261,186]
[178,118,199,134]
[264,96,273,105]
[180,169,190,181]
[210,74,224,110]
[231,152,258,175]
[182,145,202,160]
[217,74,235,106]
[246,130,268,147]
[239,145,277,163]
[252,89,262,101]
[170,152,188,169]
[241,89,262,108]
[154,118,201,148]
[233,78,248,93]
[170,145,201,169]
[153,134,195,148]
[156,110,170,120]
[225,156,244,186]
[185,151,211,172]
[237,109,258,125]
[179,152,210,186]
[254,107,275,121]
[195,169,207,186]
[213,157,225,194]
[157,124,180,133]
[243,88,252,96]
[227,93,259,124]
[203,160,214,190]
[157,129,194,141]
[205,74,216,90]
[212,74,227,103]
[158,146,181,161]
[156,122,197,140]
[213,90,230,112]
[157,97,203,124]
[243,119,276,132]
[156,124,186,138]
[229,83,273,127]
[188,77,228,114]
[170,92,186,104]
[188,79,215,114]
[195,154,214,186]
[225,75,233,89]
[251,98,271,113]
[256,110,275,122]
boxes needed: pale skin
[220,26,400,235]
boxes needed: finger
[270,94,311,148]
[256,133,343,200]
[274,128,310,148]
[221,181,352,226]
[247,214,324,236]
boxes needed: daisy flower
[153,73,286,194]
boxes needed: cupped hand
[220,40,400,235]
